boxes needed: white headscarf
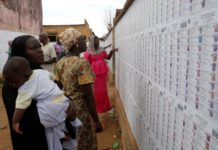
[87,35,104,55]
[59,28,82,53]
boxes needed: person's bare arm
[103,44,111,49]
[12,108,26,134]
[80,84,102,133]
[44,57,57,64]
[106,48,118,60]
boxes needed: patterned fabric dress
[56,56,97,150]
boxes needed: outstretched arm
[103,44,111,49]
[106,48,118,60]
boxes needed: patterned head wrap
[59,28,82,53]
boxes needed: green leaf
[112,141,120,149]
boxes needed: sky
[42,0,126,37]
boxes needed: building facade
[43,20,93,42]
[0,0,42,73]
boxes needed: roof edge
[114,0,134,26]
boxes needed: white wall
[0,30,24,73]
[102,33,113,70]
[115,0,218,149]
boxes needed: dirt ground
[97,85,122,150]
[0,84,122,150]
[0,89,12,150]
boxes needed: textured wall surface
[0,0,42,35]
[0,0,42,73]
[114,0,218,149]
[0,30,24,73]
[103,32,113,70]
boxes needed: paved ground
[0,84,122,150]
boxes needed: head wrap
[87,35,104,55]
[11,35,33,58]
[59,28,82,53]
[10,35,41,69]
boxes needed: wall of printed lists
[108,0,218,149]
[102,33,113,70]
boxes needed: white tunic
[16,69,74,150]
[41,43,57,73]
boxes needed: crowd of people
[2,28,118,150]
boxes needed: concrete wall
[0,0,42,34]
[0,30,25,73]
[114,0,218,149]
[103,32,113,70]
[0,0,42,73]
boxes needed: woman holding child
[2,35,48,150]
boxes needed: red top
[84,51,109,75]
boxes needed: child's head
[3,56,32,88]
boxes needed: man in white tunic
[39,32,57,73]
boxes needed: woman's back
[56,56,94,101]
[56,55,98,149]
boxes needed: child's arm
[12,108,26,134]
[14,91,33,134]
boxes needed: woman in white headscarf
[56,28,102,150]
[84,35,118,113]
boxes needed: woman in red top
[84,35,118,113]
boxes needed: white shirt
[16,69,68,127]
[41,43,57,73]
[16,69,73,150]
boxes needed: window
[48,35,57,42]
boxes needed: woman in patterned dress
[56,28,102,150]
